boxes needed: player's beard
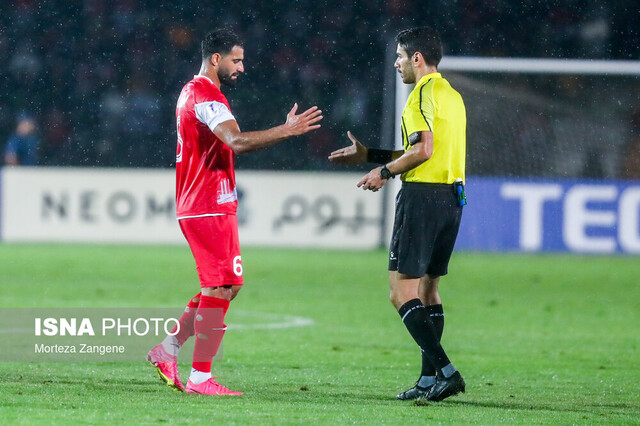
[218,68,240,87]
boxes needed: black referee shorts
[388,182,463,277]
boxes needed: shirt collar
[194,74,215,85]
[416,72,441,87]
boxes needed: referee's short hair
[202,29,243,60]
[395,27,442,67]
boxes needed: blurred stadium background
[1,2,640,423]
[1,0,638,172]
[1,0,639,252]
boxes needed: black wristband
[380,165,394,180]
[367,148,393,164]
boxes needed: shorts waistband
[401,181,454,191]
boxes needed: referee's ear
[413,52,423,66]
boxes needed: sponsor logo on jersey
[217,179,238,204]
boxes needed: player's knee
[201,285,233,300]
[230,286,242,301]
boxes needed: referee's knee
[389,289,404,310]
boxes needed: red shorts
[178,215,244,288]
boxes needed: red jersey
[175,75,238,218]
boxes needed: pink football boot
[147,344,185,392]
[186,377,243,395]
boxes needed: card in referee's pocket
[453,178,466,206]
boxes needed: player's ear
[210,53,222,66]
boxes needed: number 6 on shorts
[233,256,243,277]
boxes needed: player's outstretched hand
[328,131,368,165]
[284,103,323,136]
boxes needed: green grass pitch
[0,244,638,424]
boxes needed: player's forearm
[220,104,321,154]
[225,125,290,154]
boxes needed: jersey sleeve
[404,85,434,137]
[194,101,236,133]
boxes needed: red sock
[192,294,229,373]
[170,292,201,346]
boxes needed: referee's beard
[399,69,416,84]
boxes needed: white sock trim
[161,335,180,357]
[190,368,212,384]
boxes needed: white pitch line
[227,311,314,330]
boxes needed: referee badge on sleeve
[408,131,422,145]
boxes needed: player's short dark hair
[395,27,442,67]
[201,29,242,60]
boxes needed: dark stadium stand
[1,0,638,169]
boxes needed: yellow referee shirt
[400,72,466,184]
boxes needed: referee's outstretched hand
[357,166,387,192]
[328,131,367,165]
[283,103,323,136]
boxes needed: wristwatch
[380,165,393,180]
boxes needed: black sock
[421,304,444,377]
[398,299,451,374]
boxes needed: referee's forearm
[386,150,429,176]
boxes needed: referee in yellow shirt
[329,27,466,402]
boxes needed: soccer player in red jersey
[147,29,323,395]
